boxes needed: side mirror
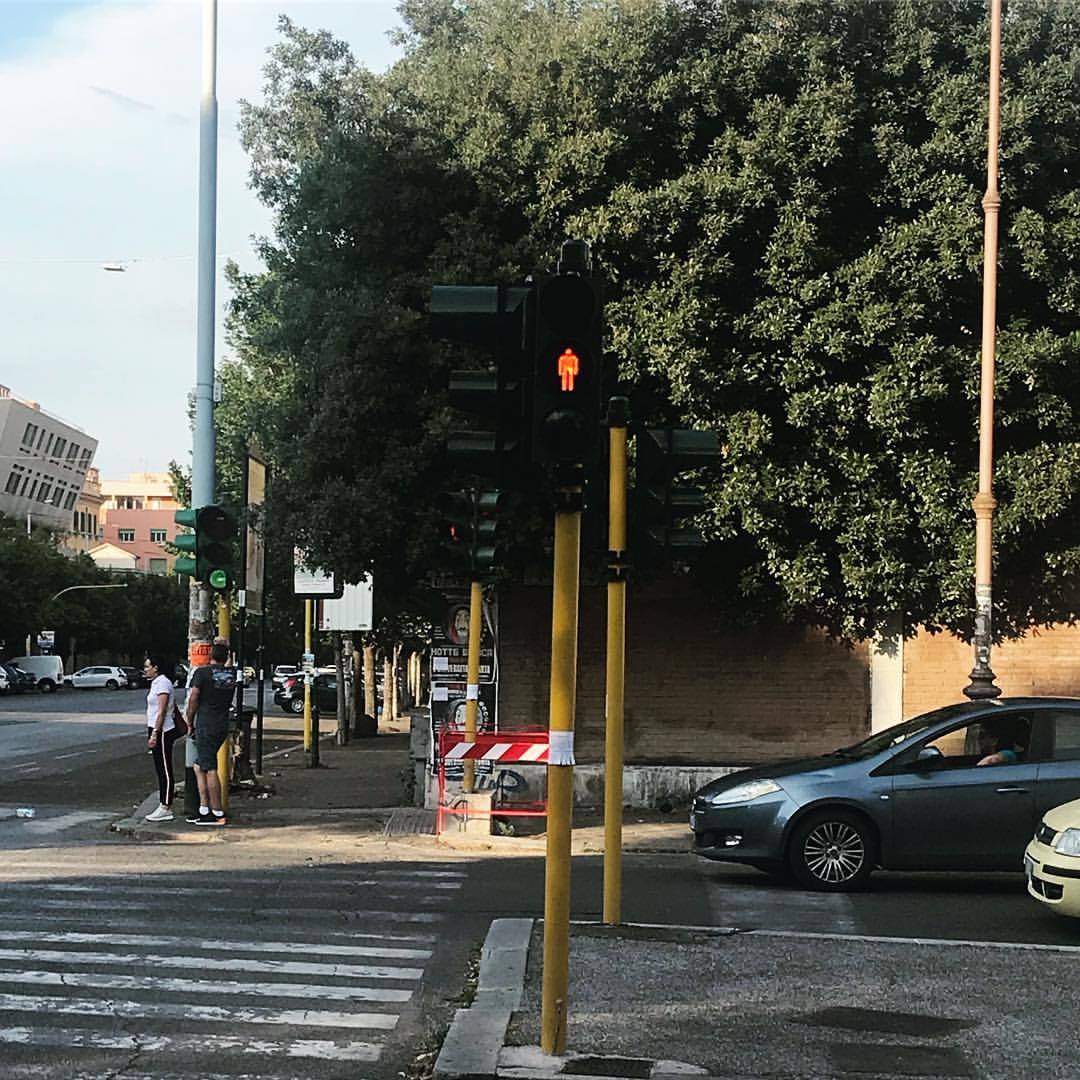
[916,746,943,762]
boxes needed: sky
[0,0,404,479]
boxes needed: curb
[434,917,533,1080]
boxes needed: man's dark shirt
[191,663,236,727]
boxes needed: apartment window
[118,529,135,543]
[149,558,168,574]
[21,422,37,447]
[65,491,77,510]
[35,429,45,449]
[67,444,79,463]
[72,510,79,530]
[5,471,20,494]
[27,479,38,500]
[36,483,52,503]
[150,528,167,543]
[78,449,91,470]
[52,437,66,460]
[44,434,54,455]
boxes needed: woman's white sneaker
[145,806,174,822]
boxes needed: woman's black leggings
[149,728,179,806]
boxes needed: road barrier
[436,729,549,835]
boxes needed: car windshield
[831,704,977,760]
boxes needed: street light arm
[49,584,129,603]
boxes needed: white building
[0,384,98,532]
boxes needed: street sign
[37,630,54,652]
[245,450,267,614]
[317,580,374,631]
[294,549,343,599]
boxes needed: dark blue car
[690,698,1080,891]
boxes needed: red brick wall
[904,625,1080,718]
[497,581,870,765]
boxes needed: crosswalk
[0,862,467,1078]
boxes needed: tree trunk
[364,644,376,720]
[334,631,346,746]
[391,642,402,721]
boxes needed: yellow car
[1024,798,1080,917]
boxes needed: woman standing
[144,653,178,822]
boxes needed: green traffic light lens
[208,569,229,591]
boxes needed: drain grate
[562,1055,654,1078]
[829,1043,975,1077]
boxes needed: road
[0,684,307,846]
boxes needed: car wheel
[105,679,119,690]
[290,697,305,714]
[787,809,875,892]
[39,679,56,693]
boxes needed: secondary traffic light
[431,284,530,480]
[531,239,603,468]
[438,489,509,576]
[634,428,720,554]
[173,504,237,592]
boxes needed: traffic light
[531,239,604,468]
[634,428,720,554]
[438,489,509,576]
[172,504,237,592]
[431,284,530,480]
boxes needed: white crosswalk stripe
[0,860,464,1076]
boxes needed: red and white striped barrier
[443,739,549,763]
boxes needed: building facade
[67,467,105,555]
[94,472,181,574]
[0,385,98,533]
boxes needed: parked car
[0,668,9,694]
[690,698,1080,891]
[272,664,300,691]
[120,666,148,689]
[10,655,66,693]
[68,665,128,690]
[2,663,36,694]
[1025,798,1080,918]
[274,671,338,715]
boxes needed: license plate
[689,813,698,831]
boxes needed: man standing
[185,640,236,826]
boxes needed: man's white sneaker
[145,806,174,822]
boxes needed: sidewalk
[438,919,1080,1080]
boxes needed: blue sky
[0,1,404,479]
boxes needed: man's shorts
[194,718,229,771]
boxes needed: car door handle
[995,786,1029,794]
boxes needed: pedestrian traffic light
[633,428,720,554]
[431,284,530,481]
[437,489,509,576]
[172,505,237,591]
[531,239,604,468]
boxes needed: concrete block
[434,1005,509,1079]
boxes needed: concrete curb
[434,917,534,1080]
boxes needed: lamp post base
[963,664,1002,700]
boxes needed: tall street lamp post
[964,0,1004,701]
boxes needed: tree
[228,0,1080,641]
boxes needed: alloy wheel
[802,820,866,885]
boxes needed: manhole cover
[563,1056,654,1078]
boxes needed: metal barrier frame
[436,729,549,835]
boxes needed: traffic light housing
[531,240,603,468]
[438,489,509,577]
[431,284,530,480]
[173,504,237,592]
[634,429,720,554]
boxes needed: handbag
[171,704,189,738]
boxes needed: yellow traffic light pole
[216,597,231,813]
[541,481,582,1056]
[303,599,313,753]
[462,579,483,793]
[603,399,629,924]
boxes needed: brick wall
[497,581,871,765]
[904,625,1080,719]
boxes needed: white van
[10,655,65,693]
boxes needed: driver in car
[976,720,1028,767]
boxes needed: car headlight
[707,779,781,806]
[1053,828,1080,857]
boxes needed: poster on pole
[244,449,267,615]
[294,550,343,599]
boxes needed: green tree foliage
[0,515,189,664]
[227,0,1080,640]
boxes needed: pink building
[91,472,181,575]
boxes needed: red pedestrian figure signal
[558,348,580,392]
